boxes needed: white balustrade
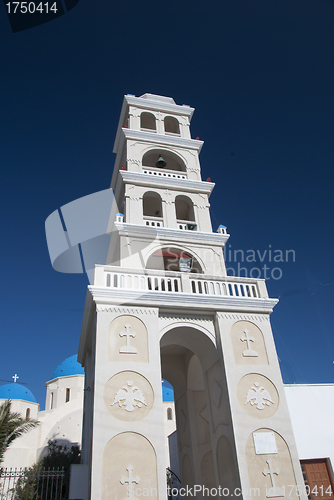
[143,216,164,227]
[142,166,187,180]
[105,271,181,293]
[177,220,197,231]
[189,278,259,298]
[103,269,260,299]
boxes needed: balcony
[90,266,278,312]
[143,215,164,227]
[94,264,275,297]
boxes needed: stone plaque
[253,432,277,454]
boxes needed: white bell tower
[78,94,307,500]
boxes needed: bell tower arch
[78,93,307,500]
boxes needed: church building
[1,94,333,500]
[0,355,84,470]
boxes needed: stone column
[215,313,307,500]
[88,306,167,500]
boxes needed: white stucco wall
[284,384,334,469]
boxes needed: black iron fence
[0,467,69,500]
[167,468,182,500]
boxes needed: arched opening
[26,408,30,419]
[167,407,173,420]
[66,388,70,403]
[175,195,196,229]
[140,112,156,131]
[164,116,180,135]
[143,191,163,227]
[142,149,186,172]
[146,247,202,273]
[50,392,54,409]
[160,326,224,490]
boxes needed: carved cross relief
[263,459,285,498]
[119,324,137,354]
[120,465,140,498]
[241,329,258,357]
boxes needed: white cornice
[115,222,230,246]
[88,286,278,314]
[125,95,195,118]
[121,129,204,152]
[120,170,215,194]
[113,94,196,155]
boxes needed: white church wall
[0,398,40,420]
[1,421,40,469]
[45,374,84,411]
[284,384,334,469]
[37,405,83,456]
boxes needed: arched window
[175,195,195,228]
[164,116,180,135]
[66,388,70,403]
[167,407,173,420]
[142,150,186,172]
[146,247,202,273]
[143,192,163,226]
[26,408,30,419]
[140,112,156,131]
[50,392,54,409]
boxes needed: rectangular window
[66,388,70,403]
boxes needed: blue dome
[0,383,36,403]
[162,379,174,402]
[51,355,84,380]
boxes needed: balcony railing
[190,278,258,298]
[94,266,266,299]
[143,216,164,227]
[106,270,181,293]
[142,166,187,180]
[176,219,197,231]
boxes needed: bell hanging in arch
[155,155,166,168]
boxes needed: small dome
[51,355,84,380]
[0,383,36,403]
[162,379,174,402]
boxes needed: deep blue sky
[1,0,333,409]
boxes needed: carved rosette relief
[108,315,148,363]
[104,371,154,421]
[246,429,298,500]
[231,321,269,365]
[237,374,279,418]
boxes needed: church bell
[155,155,166,168]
